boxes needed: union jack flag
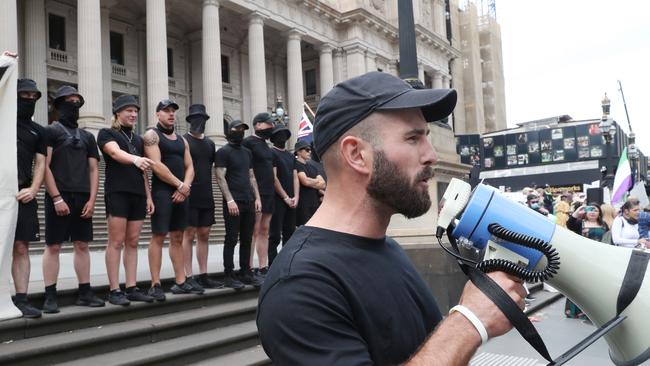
[297,110,313,143]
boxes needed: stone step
[52,320,260,366]
[187,345,271,366]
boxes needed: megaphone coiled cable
[479,223,561,283]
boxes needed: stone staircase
[4,159,270,365]
[0,275,269,365]
[29,160,226,253]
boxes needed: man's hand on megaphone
[458,271,527,338]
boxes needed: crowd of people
[12,78,326,318]
[519,185,650,319]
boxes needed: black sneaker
[126,287,155,303]
[15,301,42,318]
[258,267,269,277]
[76,290,105,307]
[147,283,166,302]
[224,272,245,290]
[170,282,204,295]
[197,275,223,289]
[239,269,263,288]
[42,293,59,314]
[108,291,130,306]
[185,277,205,294]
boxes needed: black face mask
[271,135,288,149]
[626,217,639,225]
[256,127,273,140]
[58,101,81,128]
[17,97,36,121]
[157,122,174,135]
[228,130,244,144]
[187,116,207,135]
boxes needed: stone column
[388,60,398,77]
[24,0,48,124]
[146,0,169,126]
[318,43,333,97]
[442,75,450,89]
[137,26,148,132]
[240,48,251,126]
[202,0,224,141]
[418,63,425,84]
[101,6,112,121]
[332,47,343,84]
[345,45,366,78]
[286,29,304,142]
[433,69,443,89]
[77,0,105,132]
[365,50,377,73]
[248,12,267,116]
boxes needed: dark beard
[366,149,434,219]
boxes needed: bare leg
[73,241,91,284]
[168,230,186,284]
[250,213,262,269]
[124,220,144,288]
[149,233,166,285]
[182,227,197,277]
[255,213,272,269]
[42,244,61,287]
[196,226,211,274]
[12,241,30,293]
[106,216,127,290]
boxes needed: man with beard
[257,72,526,365]
[242,113,274,283]
[144,99,201,300]
[215,120,261,289]
[268,124,299,265]
[43,86,104,312]
[181,104,222,290]
[13,79,47,318]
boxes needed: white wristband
[449,305,489,345]
[133,156,140,166]
[178,182,184,190]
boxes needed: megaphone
[438,179,650,365]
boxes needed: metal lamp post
[599,94,616,189]
[628,131,639,182]
[271,96,289,126]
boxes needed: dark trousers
[222,200,255,273]
[268,195,296,265]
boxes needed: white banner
[0,55,22,320]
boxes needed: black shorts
[105,192,147,221]
[15,199,39,242]
[151,190,189,234]
[188,206,215,228]
[260,193,275,214]
[45,192,93,244]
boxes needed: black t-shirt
[257,226,442,365]
[296,160,320,208]
[151,129,186,193]
[214,143,254,202]
[46,122,100,193]
[97,128,145,196]
[242,136,275,195]
[271,147,296,198]
[184,133,216,208]
[17,120,47,188]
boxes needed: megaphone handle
[460,263,554,363]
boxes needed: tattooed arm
[143,129,185,188]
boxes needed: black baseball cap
[156,99,179,112]
[313,71,457,157]
[228,120,249,130]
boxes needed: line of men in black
[12,78,326,318]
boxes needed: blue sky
[496,0,650,153]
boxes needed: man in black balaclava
[268,124,298,265]
[13,79,47,318]
[182,104,223,290]
[42,85,104,313]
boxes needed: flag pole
[303,102,316,119]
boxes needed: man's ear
[339,136,372,175]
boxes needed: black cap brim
[186,113,210,122]
[378,88,457,122]
[230,121,249,130]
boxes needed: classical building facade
[2,0,506,241]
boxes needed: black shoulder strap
[616,250,650,315]
[51,122,77,154]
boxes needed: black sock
[199,273,208,280]
[176,282,185,287]
[79,283,91,294]
[14,293,27,303]
[110,289,120,294]
[45,284,57,295]
[126,286,136,293]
